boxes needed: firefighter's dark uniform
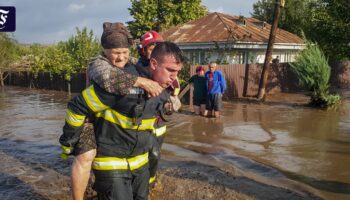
[60,63,170,200]
[134,62,175,185]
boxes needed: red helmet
[139,31,163,49]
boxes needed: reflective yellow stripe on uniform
[96,109,156,131]
[92,152,149,171]
[82,85,109,112]
[61,145,72,154]
[153,125,166,137]
[149,176,156,184]
[173,88,180,96]
[65,109,85,127]
[128,152,149,170]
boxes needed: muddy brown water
[0,86,349,200]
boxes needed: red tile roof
[162,12,303,44]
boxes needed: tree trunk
[0,70,8,87]
[257,0,283,100]
[0,72,4,87]
[67,82,71,95]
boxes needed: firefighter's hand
[60,145,73,160]
[134,77,164,97]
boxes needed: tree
[29,27,100,80]
[60,27,101,71]
[251,0,350,61]
[128,0,207,38]
[307,0,350,61]
[251,0,313,36]
[0,33,19,86]
[290,36,340,107]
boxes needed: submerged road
[0,86,349,199]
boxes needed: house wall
[183,49,300,65]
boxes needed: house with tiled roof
[162,12,304,64]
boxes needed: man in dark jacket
[60,41,184,200]
[68,23,165,200]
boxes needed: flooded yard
[0,86,349,200]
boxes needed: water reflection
[219,100,350,199]
[191,118,223,144]
[166,97,350,199]
[0,87,69,144]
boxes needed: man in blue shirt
[205,62,226,118]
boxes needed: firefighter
[136,31,182,185]
[69,23,164,200]
[137,31,164,68]
[60,41,184,199]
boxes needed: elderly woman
[188,66,207,115]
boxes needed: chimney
[262,21,266,30]
[237,15,246,26]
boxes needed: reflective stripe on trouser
[92,152,149,171]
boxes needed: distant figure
[272,56,280,64]
[188,66,207,115]
[204,62,226,118]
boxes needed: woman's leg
[71,149,96,200]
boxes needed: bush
[290,37,341,107]
[28,27,100,81]
[178,62,191,85]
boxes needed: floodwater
[0,86,349,200]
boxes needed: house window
[229,52,244,64]
[285,52,289,62]
[187,51,206,65]
[200,51,205,64]
[194,52,200,64]
[247,52,258,64]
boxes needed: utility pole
[257,0,285,100]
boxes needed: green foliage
[290,37,341,107]
[128,0,207,38]
[178,62,191,84]
[0,33,19,71]
[60,27,101,71]
[252,0,313,36]
[28,27,100,81]
[251,0,275,24]
[307,0,350,61]
[251,0,350,61]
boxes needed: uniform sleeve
[59,94,91,150]
[87,60,138,95]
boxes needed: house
[162,12,304,65]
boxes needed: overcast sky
[2,0,259,44]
